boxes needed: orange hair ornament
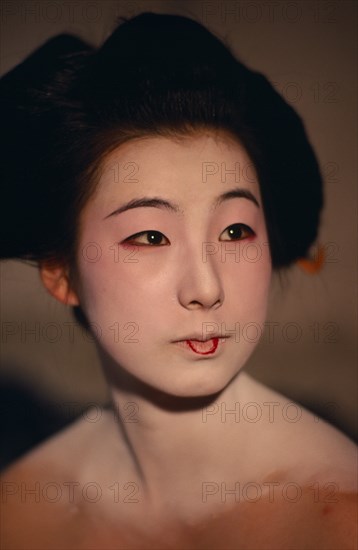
[297,243,325,274]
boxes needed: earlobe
[39,264,80,306]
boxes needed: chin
[134,379,231,412]
[99,343,244,404]
[153,369,238,400]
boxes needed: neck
[98,347,255,508]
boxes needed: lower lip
[174,338,227,355]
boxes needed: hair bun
[0,35,94,261]
[0,14,324,269]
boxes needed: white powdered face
[75,132,272,397]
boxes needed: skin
[1,132,357,549]
[74,131,272,399]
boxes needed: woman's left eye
[220,223,255,241]
[122,230,170,246]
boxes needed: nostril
[188,300,203,309]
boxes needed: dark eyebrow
[215,188,260,209]
[103,187,260,219]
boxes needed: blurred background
[0,0,357,469]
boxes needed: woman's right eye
[121,230,170,246]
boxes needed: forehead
[89,131,261,212]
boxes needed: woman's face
[74,132,272,397]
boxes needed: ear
[39,263,80,306]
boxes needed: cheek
[223,242,272,320]
[75,249,167,328]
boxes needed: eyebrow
[103,187,260,220]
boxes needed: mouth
[173,336,229,356]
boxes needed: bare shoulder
[212,487,357,550]
[1,407,102,479]
[0,407,112,550]
[242,373,357,492]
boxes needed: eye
[121,230,170,246]
[220,223,255,241]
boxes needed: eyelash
[121,223,255,247]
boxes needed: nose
[177,245,224,311]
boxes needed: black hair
[1,12,323,272]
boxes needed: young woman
[1,12,356,550]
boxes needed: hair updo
[1,12,323,272]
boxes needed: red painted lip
[186,337,219,355]
[174,337,228,356]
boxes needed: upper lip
[173,333,230,342]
